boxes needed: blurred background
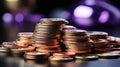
[0,0,120,44]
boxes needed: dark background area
[0,0,120,44]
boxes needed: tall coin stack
[63,30,91,54]
[33,18,69,53]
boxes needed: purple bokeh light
[51,9,70,19]
[2,13,13,23]
[15,13,24,23]
[99,11,109,23]
[31,14,42,23]
[73,5,93,18]
[85,0,96,5]
[99,1,120,20]
[74,18,93,26]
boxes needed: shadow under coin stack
[33,18,68,53]
[63,30,91,54]
[89,31,111,54]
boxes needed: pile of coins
[63,30,91,54]
[33,18,68,53]
[0,18,120,61]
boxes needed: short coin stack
[89,31,111,54]
[11,32,35,56]
[107,36,120,51]
[33,18,68,53]
[107,36,120,48]
[16,32,33,46]
[63,30,91,54]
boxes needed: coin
[62,25,76,30]
[2,42,16,49]
[24,52,49,60]
[75,54,98,60]
[63,30,87,36]
[49,52,73,61]
[98,52,120,59]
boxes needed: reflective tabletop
[0,53,120,67]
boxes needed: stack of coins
[16,32,33,46]
[33,18,68,53]
[107,36,120,47]
[63,29,91,54]
[89,31,111,53]
[90,39,110,53]
[0,42,15,56]
[10,32,35,56]
[107,36,120,51]
[60,25,77,51]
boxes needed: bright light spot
[74,18,93,26]
[51,9,70,19]
[6,0,18,2]
[6,0,19,10]
[74,5,93,18]
[15,13,24,23]
[99,11,109,23]
[99,1,120,20]
[2,13,13,23]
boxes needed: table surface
[0,53,120,67]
